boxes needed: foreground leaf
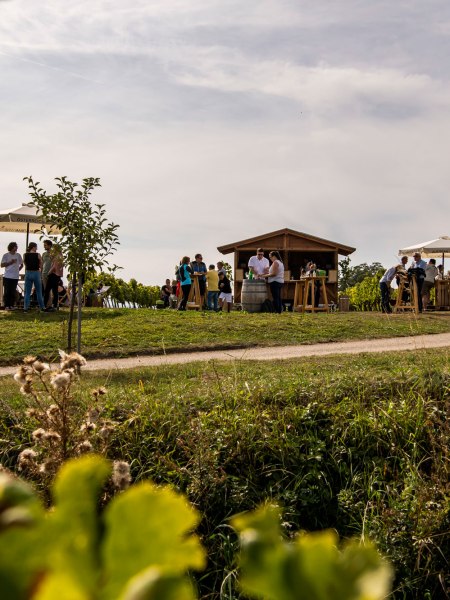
[102,482,205,598]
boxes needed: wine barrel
[241,279,268,312]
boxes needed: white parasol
[0,203,61,246]
[399,236,450,268]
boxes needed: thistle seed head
[77,440,93,454]
[59,350,87,371]
[32,428,46,442]
[50,372,72,391]
[112,461,131,490]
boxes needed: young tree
[24,176,120,352]
[338,257,384,292]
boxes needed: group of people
[160,256,233,312]
[380,252,444,313]
[161,248,289,314]
[1,240,64,312]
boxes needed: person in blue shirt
[178,256,193,311]
[190,253,207,308]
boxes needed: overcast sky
[1,0,449,284]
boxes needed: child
[206,264,219,311]
[218,271,232,312]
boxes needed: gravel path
[1,332,449,376]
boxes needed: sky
[1,0,449,285]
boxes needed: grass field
[1,347,448,599]
[0,307,449,365]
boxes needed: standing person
[422,259,438,310]
[217,261,226,277]
[248,248,270,279]
[41,239,53,299]
[160,278,172,308]
[23,242,45,312]
[379,263,403,313]
[178,256,193,311]
[44,244,64,311]
[1,242,22,310]
[206,264,219,311]
[408,252,427,312]
[396,256,409,303]
[191,253,207,308]
[218,271,233,312]
[262,251,285,313]
[305,261,321,307]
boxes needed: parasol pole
[26,223,29,248]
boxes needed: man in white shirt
[379,263,403,313]
[248,248,270,279]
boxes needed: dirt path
[1,333,449,377]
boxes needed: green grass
[1,348,449,599]
[0,307,449,365]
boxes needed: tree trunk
[77,274,83,353]
[67,272,77,352]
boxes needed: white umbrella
[399,236,450,268]
[0,203,61,246]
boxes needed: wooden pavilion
[217,228,356,305]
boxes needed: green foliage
[346,274,384,311]
[339,258,384,293]
[24,176,119,277]
[1,350,448,598]
[83,272,160,308]
[233,506,392,600]
[0,456,395,600]
[0,455,205,599]
[24,176,120,351]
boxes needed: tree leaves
[102,482,205,598]
[233,505,393,600]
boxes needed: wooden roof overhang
[217,228,355,256]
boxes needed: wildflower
[20,380,33,396]
[14,366,32,385]
[39,459,56,475]
[32,428,46,442]
[59,350,87,371]
[77,440,93,454]
[44,430,61,443]
[92,387,107,398]
[23,356,37,365]
[86,407,101,423]
[47,404,60,417]
[99,425,114,439]
[17,448,38,470]
[50,372,72,391]
[32,361,50,374]
[112,461,132,490]
[80,422,96,433]
[25,408,40,418]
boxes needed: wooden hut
[217,228,356,305]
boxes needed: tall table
[293,276,329,312]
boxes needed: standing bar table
[293,276,329,312]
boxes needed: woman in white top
[262,251,285,313]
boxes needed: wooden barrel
[241,279,268,312]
